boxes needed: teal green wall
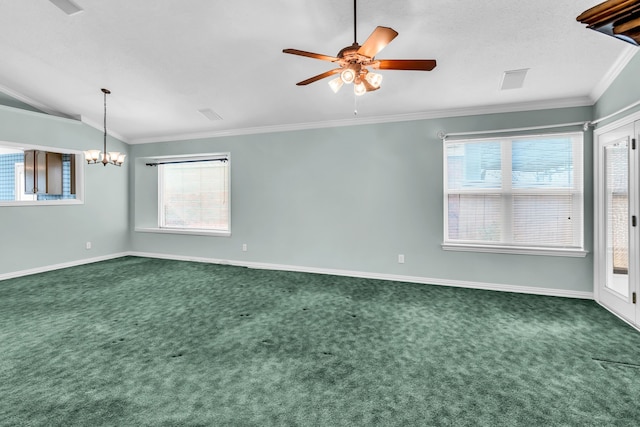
[594,50,640,125]
[0,106,129,275]
[0,92,44,114]
[4,49,638,291]
[131,106,594,293]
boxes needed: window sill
[135,227,231,237]
[441,242,588,257]
[0,199,83,207]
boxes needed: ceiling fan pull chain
[354,93,358,116]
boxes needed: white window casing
[136,153,231,237]
[442,132,587,257]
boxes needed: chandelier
[84,88,125,166]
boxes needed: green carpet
[1,256,640,426]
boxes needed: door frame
[594,110,640,329]
[14,163,37,201]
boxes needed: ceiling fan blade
[283,49,339,62]
[296,69,342,86]
[373,59,437,71]
[357,26,398,58]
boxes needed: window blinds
[444,133,583,250]
[158,157,229,232]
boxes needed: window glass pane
[444,132,583,251]
[447,141,501,190]
[161,161,229,231]
[512,195,576,246]
[448,194,501,241]
[512,138,573,189]
[605,143,628,273]
[0,151,24,201]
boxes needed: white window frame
[139,153,231,237]
[442,132,587,257]
[14,163,37,201]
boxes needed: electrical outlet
[242,243,248,252]
[86,241,92,250]
[398,254,405,264]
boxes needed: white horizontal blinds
[445,133,583,249]
[510,136,583,247]
[160,158,229,231]
[512,195,574,245]
[605,142,629,272]
[447,194,501,241]
[446,140,503,243]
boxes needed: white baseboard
[0,252,130,281]
[130,251,594,300]
[4,251,631,329]
[1,250,594,300]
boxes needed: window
[443,132,585,256]
[157,154,230,235]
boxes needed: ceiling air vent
[500,69,529,90]
[198,108,223,121]
[49,0,84,16]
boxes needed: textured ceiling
[0,0,634,143]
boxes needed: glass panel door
[604,140,629,298]
[596,120,638,326]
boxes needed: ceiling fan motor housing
[337,43,379,86]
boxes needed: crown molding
[130,96,594,145]
[589,45,638,102]
[0,82,77,120]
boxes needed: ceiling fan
[283,0,437,96]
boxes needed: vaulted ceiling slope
[0,0,635,143]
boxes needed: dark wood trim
[577,0,640,45]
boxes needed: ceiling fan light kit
[329,64,384,96]
[341,67,357,84]
[283,0,436,97]
[365,72,383,88]
[354,80,367,96]
[329,77,344,93]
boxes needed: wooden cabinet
[24,150,63,195]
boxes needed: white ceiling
[0,0,635,144]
